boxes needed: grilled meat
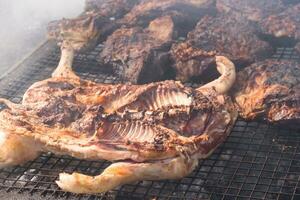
[120,0,214,29]
[49,0,212,82]
[47,0,140,51]
[259,4,300,41]
[216,0,285,22]
[84,0,138,15]
[232,59,300,124]
[0,43,237,194]
[170,14,273,82]
[97,0,216,84]
[99,16,176,84]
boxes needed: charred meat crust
[0,78,237,163]
[232,59,300,124]
[98,16,174,84]
[170,14,273,82]
[216,0,285,22]
[259,4,300,40]
[47,0,141,51]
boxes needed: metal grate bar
[0,41,299,200]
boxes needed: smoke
[0,0,85,73]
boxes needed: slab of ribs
[0,43,237,193]
[232,59,300,124]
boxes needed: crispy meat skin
[171,14,272,82]
[0,53,237,193]
[99,16,174,84]
[216,0,285,22]
[47,0,140,50]
[260,4,300,39]
[232,60,300,123]
[0,78,234,162]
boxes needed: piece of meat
[120,0,215,30]
[0,42,237,193]
[99,15,176,84]
[259,4,300,41]
[216,0,285,22]
[84,0,138,15]
[232,59,300,124]
[170,14,273,82]
[49,0,210,82]
[47,0,140,51]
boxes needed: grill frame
[0,41,299,200]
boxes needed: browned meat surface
[48,0,212,52]
[0,39,237,193]
[47,0,140,51]
[84,0,138,15]
[120,0,215,29]
[170,14,273,82]
[216,0,285,22]
[260,4,300,41]
[99,15,179,84]
[0,77,237,193]
[232,59,300,124]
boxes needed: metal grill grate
[0,41,299,200]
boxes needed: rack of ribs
[0,43,237,194]
[232,59,300,125]
[170,14,273,82]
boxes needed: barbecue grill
[0,41,299,200]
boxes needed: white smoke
[0,0,85,73]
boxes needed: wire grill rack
[0,41,299,200]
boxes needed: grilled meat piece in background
[84,0,138,14]
[48,0,215,83]
[98,0,216,84]
[216,0,285,22]
[259,3,300,50]
[99,16,175,84]
[47,0,141,79]
[170,14,273,82]
[232,59,300,125]
[47,0,140,51]
[120,0,215,29]
[0,40,237,193]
